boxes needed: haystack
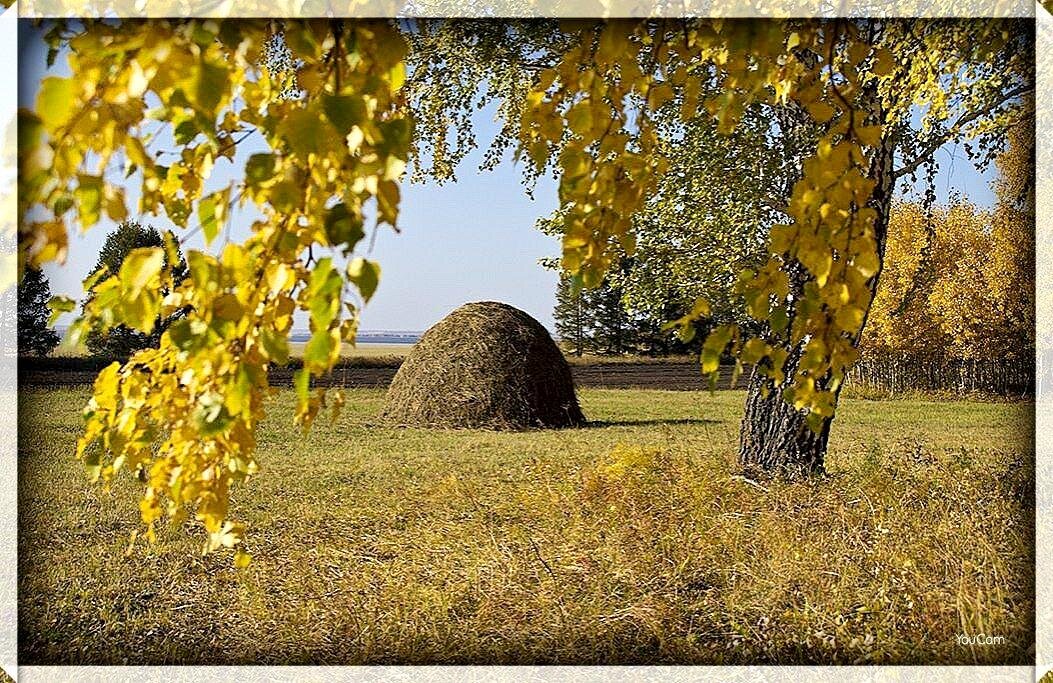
[383,301,586,430]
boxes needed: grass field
[18,388,1033,664]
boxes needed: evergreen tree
[589,278,631,355]
[553,274,586,356]
[552,267,643,357]
[17,267,61,356]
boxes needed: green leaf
[37,77,75,132]
[376,181,399,226]
[303,329,335,368]
[18,110,44,153]
[259,327,289,364]
[173,118,200,145]
[701,325,735,374]
[347,258,381,303]
[279,109,323,157]
[379,118,412,157]
[47,295,75,325]
[167,318,199,352]
[245,154,277,188]
[212,293,244,322]
[75,175,104,229]
[122,292,161,333]
[187,250,218,289]
[120,247,165,294]
[293,368,310,405]
[323,203,365,249]
[193,392,232,437]
[118,247,165,332]
[190,57,229,114]
[268,180,302,214]
[198,187,230,245]
[306,259,342,329]
[322,94,366,137]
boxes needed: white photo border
[4,3,1046,681]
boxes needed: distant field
[19,387,1033,665]
[288,341,413,359]
[51,337,87,357]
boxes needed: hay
[382,301,586,430]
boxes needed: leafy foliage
[82,221,188,359]
[863,122,1034,364]
[21,19,411,558]
[520,20,1030,433]
[17,267,61,356]
[402,19,570,185]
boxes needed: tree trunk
[737,114,897,477]
[739,366,830,476]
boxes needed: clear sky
[19,20,997,334]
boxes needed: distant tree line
[855,123,1033,395]
[553,266,700,357]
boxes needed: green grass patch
[18,388,1033,664]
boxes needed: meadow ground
[18,388,1033,664]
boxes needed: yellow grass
[18,388,1033,664]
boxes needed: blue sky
[19,20,997,333]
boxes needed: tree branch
[892,83,1033,180]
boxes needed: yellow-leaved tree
[863,120,1034,368]
[19,19,1033,559]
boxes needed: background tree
[82,221,189,360]
[553,268,704,357]
[17,267,60,356]
[539,103,796,359]
[552,269,634,356]
[863,120,1035,366]
[553,273,586,356]
[409,19,1032,474]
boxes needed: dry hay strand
[382,301,586,430]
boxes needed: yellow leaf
[120,247,164,294]
[806,100,836,123]
[75,175,104,230]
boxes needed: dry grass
[18,388,1033,664]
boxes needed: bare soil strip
[18,361,735,391]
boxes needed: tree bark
[738,111,897,477]
[739,364,831,476]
